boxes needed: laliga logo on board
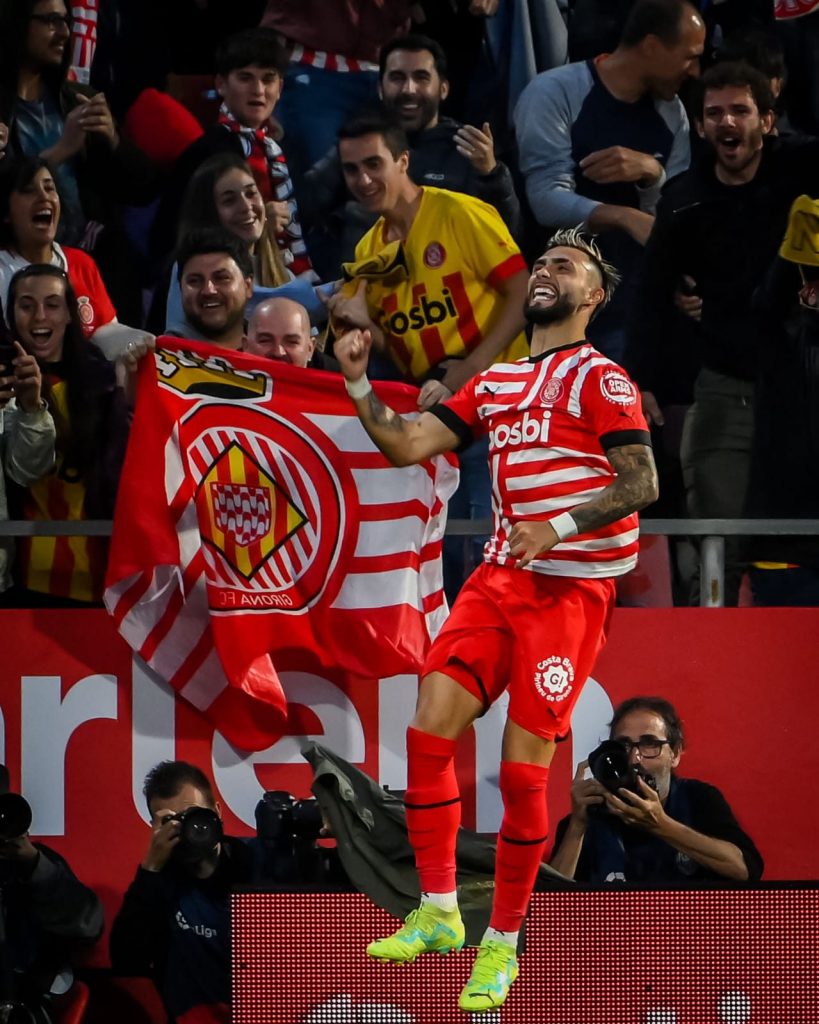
[534,655,575,703]
[600,368,636,406]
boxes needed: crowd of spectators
[0,0,816,610]
[0,5,812,1020]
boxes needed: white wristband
[550,511,578,542]
[345,375,372,400]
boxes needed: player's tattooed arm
[571,443,659,532]
[356,388,461,466]
[362,388,407,434]
[336,326,460,465]
[509,443,657,566]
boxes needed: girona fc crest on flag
[105,338,458,751]
[199,442,306,580]
[211,482,274,548]
[183,403,350,612]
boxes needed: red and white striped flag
[104,339,457,751]
[68,1,98,84]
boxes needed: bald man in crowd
[245,297,338,371]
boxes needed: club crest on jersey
[540,378,564,405]
[423,241,446,268]
[77,295,94,325]
[600,369,636,406]
[534,655,575,703]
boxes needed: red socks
[490,760,550,933]
[403,733,550,926]
[404,726,460,893]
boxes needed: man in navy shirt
[110,761,262,1024]
[550,696,763,882]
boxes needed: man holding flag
[336,229,658,1011]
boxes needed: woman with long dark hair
[0,155,154,358]
[6,263,129,604]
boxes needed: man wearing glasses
[550,696,763,881]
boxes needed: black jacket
[301,742,567,950]
[624,135,819,401]
[406,118,522,239]
[1,844,103,1003]
[745,255,819,566]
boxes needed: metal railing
[2,518,818,609]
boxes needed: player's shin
[404,726,461,895]
[490,760,550,933]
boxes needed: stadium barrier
[0,518,817,608]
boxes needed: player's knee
[412,670,482,739]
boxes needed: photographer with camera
[110,761,263,1024]
[0,765,103,1024]
[110,761,333,1024]
[550,697,763,882]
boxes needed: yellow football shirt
[351,187,528,382]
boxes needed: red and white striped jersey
[434,342,651,578]
[287,42,378,73]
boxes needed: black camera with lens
[255,790,345,885]
[170,806,223,863]
[587,740,658,797]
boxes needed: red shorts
[422,562,616,740]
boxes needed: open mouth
[530,283,558,305]
[28,328,54,351]
[31,208,54,227]
[716,133,742,155]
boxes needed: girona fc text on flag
[104,339,458,751]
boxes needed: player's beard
[524,292,576,326]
